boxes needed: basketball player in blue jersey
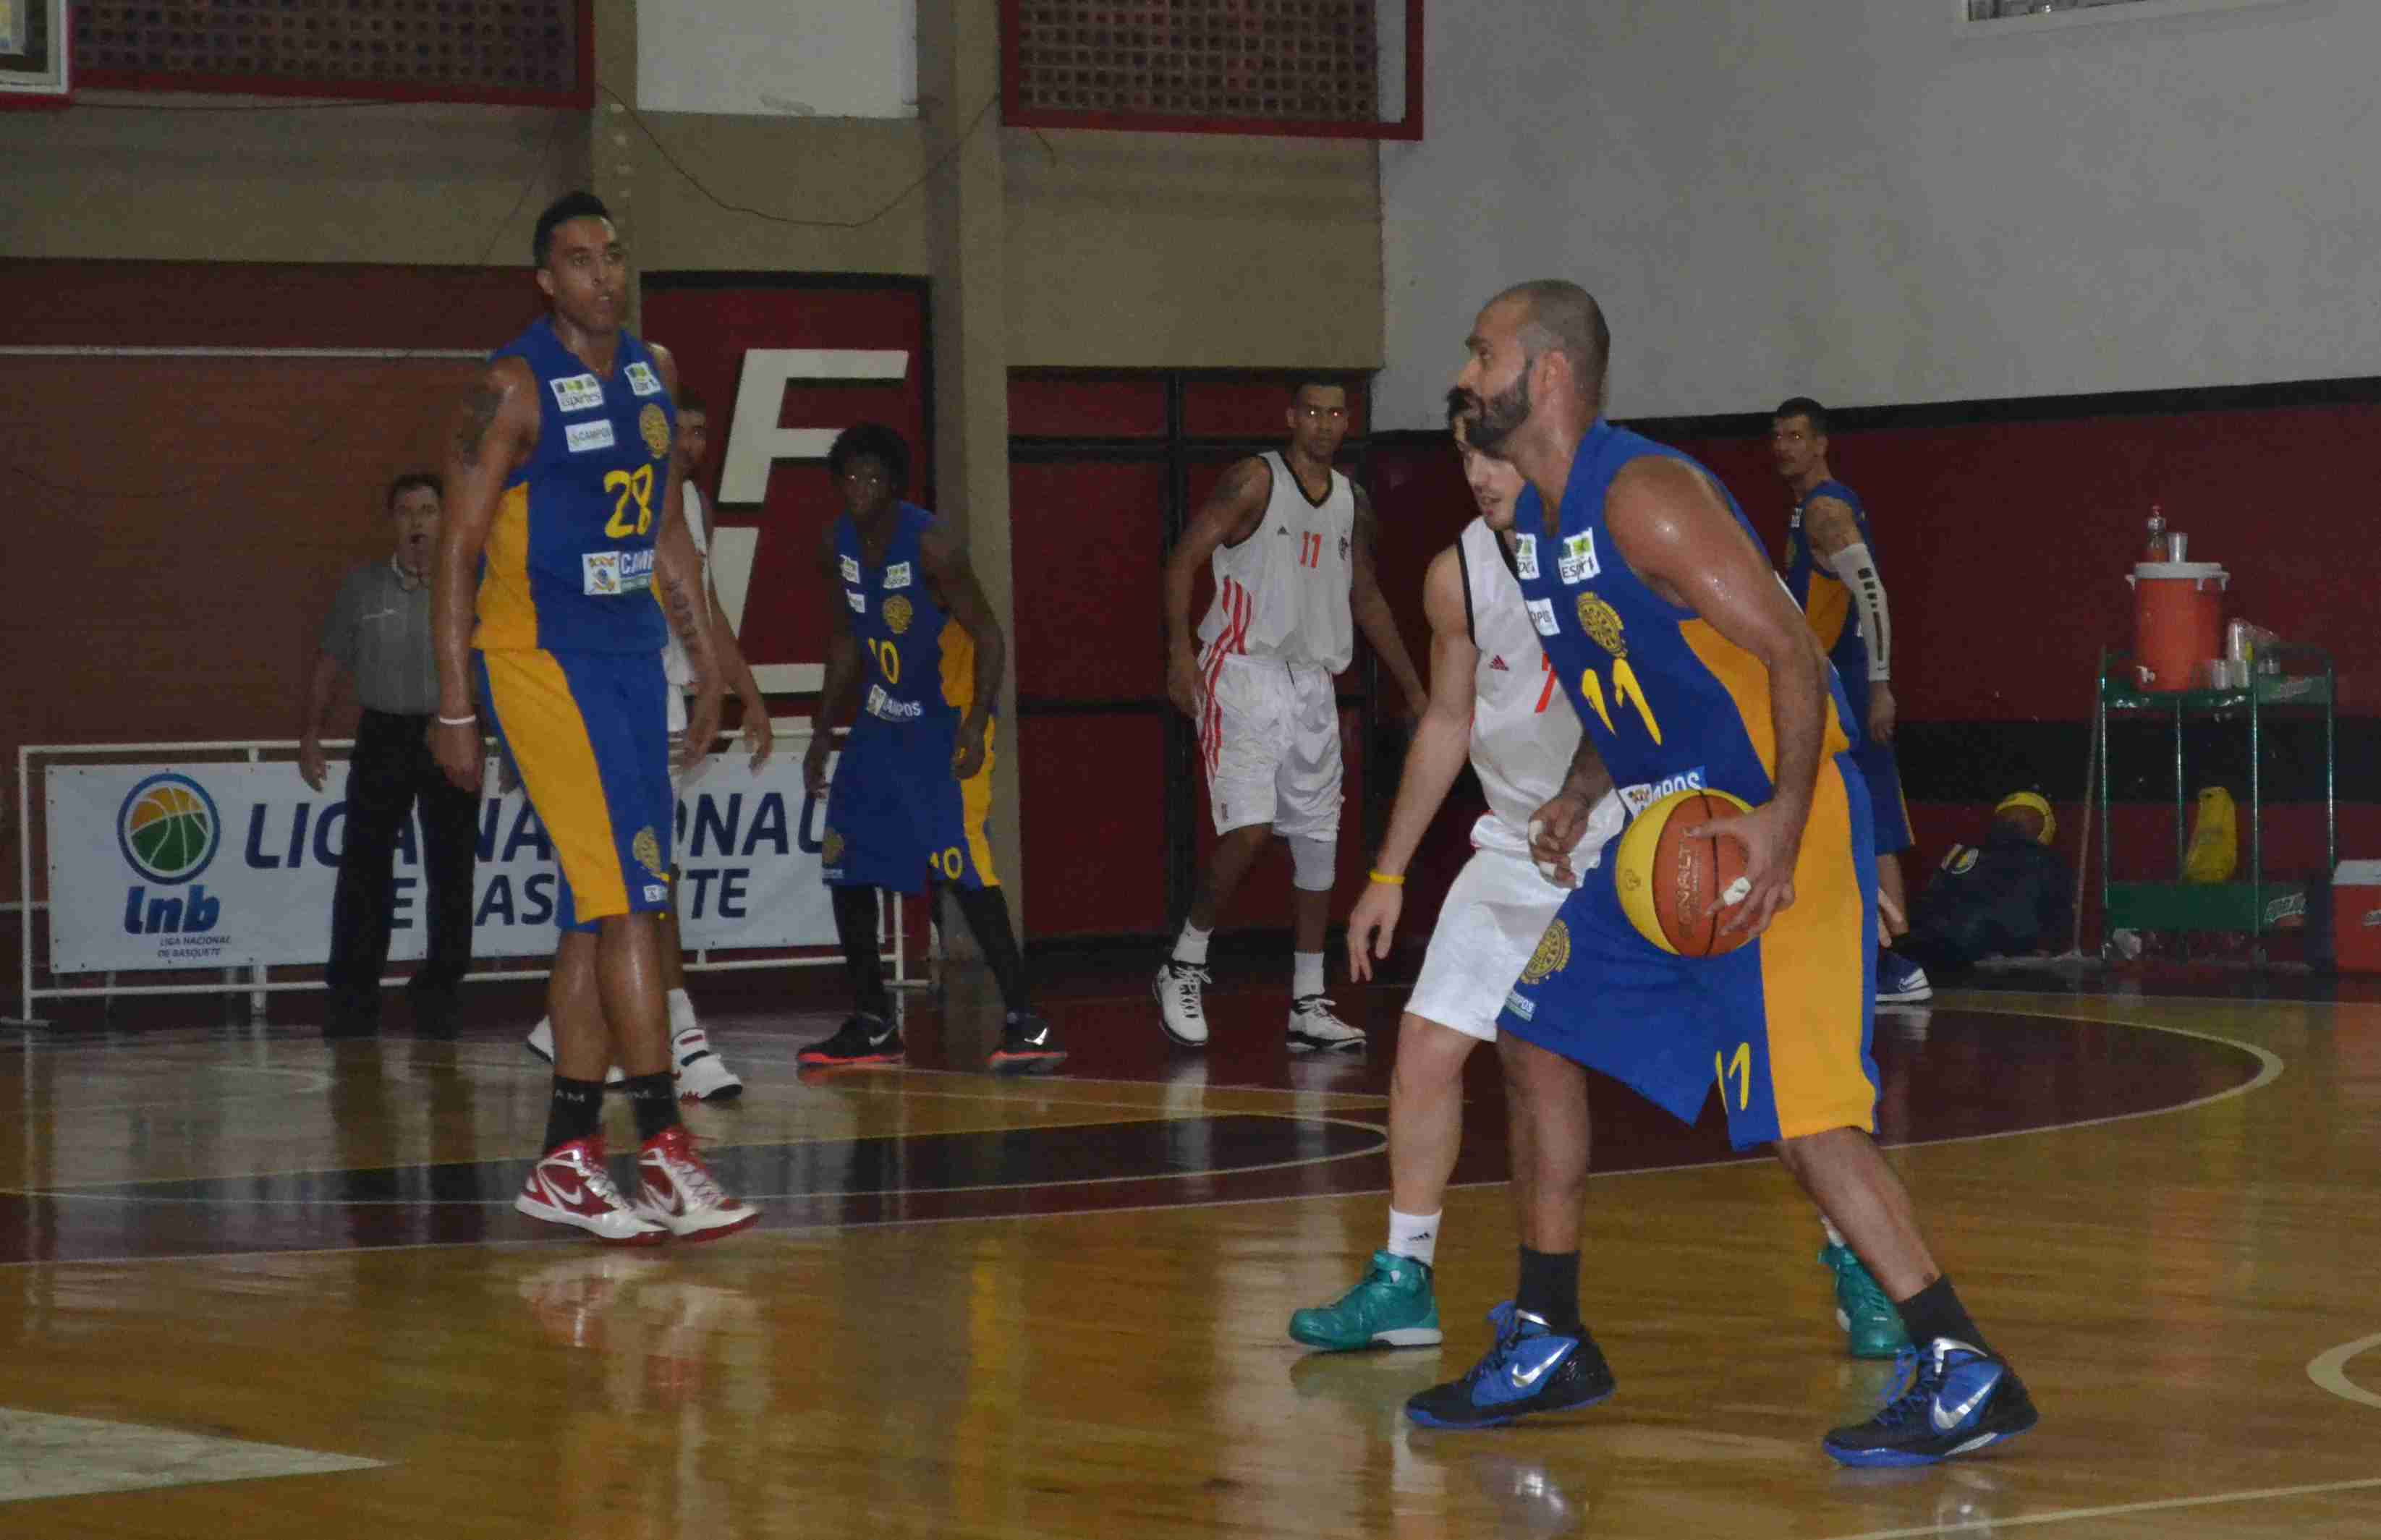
[1407,281,2034,1466]
[430,191,758,1244]
[1773,397,1932,1008]
[796,423,1063,1074]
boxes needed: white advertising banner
[44,752,839,974]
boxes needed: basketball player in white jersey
[522,396,768,1099]
[1158,379,1430,1052]
[1289,395,1624,1348]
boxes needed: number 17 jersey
[1513,419,1854,812]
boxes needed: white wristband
[436,712,478,727]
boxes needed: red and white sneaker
[515,1137,668,1246]
[633,1125,760,1241]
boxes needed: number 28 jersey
[835,503,978,732]
[1513,420,1854,814]
[474,317,674,656]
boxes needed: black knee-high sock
[948,882,1030,1013]
[1895,1276,1990,1355]
[831,884,892,1020]
[543,1076,603,1152]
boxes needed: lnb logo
[117,772,223,935]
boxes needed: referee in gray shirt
[300,472,479,1038]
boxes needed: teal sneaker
[1289,1251,1443,1351]
[1821,1243,1911,1360]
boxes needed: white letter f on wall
[718,349,912,505]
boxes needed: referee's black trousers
[326,710,480,1024]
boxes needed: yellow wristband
[1368,869,1406,886]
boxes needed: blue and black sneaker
[1404,1307,1616,1430]
[1877,949,1934,1005]
[1822,1337,2038,1466]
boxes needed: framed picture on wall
[1,0,67,98]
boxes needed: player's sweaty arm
[1609,458,1831,937]
[1349,483,1430,720]
[1804,493,1896,746]
[1161,456,1271,719]
[1348,545,1476,979]
[430,356,540,791]
[803,526,870,797]
[920,527,1005,780]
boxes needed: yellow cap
[1995,791,2056,846]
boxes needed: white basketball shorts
[1407,807,1619,1042]
[1201,655,1343,839]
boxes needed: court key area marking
[2308,1332,2381,1411]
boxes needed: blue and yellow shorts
[478,647,674,932]
[1498,756,1880,1149]
[821,715,999,895]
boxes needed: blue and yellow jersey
[1514,420,1855,812]
[473,317,674,655]
[1783,477,1880,691]
[836,503,978,731]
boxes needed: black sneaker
[1822,1337,2038,1467]
[797,1013,904,1068]
[986,1011,1066,1075]
[1405,1308,1617,1429]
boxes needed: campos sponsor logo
[565,420,616,454]
[1503,990,1536,1022]
[1513,534,1540,581]
[550,373,605,413]
[117,773,225,941]
[883,561,912,590]
[625,361,663,397]
[1618,767,1707,819]
[865,685,923,721]
[1558,530,1600,584]
[1525,597,1560,637]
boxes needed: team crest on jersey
[846,589,865,613]
[624,362,663,397]
[840,555,862,583]
[822,829,846,866]
[1576,594,1626,658]
[564,420,616,454]
[1514,535,1540,580]
[1519,920,1571,984]
[883,561,913,590]
[883,595,914,634]
[1558,530,1601,584]
[1525,597,1560,637]
[631,828,665,879]
[639,404,671,459]
[549,373,604,413]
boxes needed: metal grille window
[1964,0,2299,22]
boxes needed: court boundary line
[1819,1473,2381,1540]
[0,1010,2283,1266]
[2308,1332,2381,1411]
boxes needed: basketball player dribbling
[1155,380,1429,1053]
[1407,281,2034,1467]
[431,191,757,1244]
[1288,393,1624,1351]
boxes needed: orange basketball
[1613,787,1754,958]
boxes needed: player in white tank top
[1156,380,1429,1055]
[523,400,773,1102]
[1288,402,1624,1353]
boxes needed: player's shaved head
[1490,280,1610,401]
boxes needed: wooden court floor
[2,961,2378,1538]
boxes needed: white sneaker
[515,1137,668,1245]
[1286,995,1367,1054]
[1153,960,1211,1047]
[524,1018,626,1086]
[632,1126,760,1241]
[671,1025,743,1102]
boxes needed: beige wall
[1003,128,1382,369]
[0,98,586,265]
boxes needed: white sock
[1387,1208,1442,1268]
[666,987,697,1031]
[1293,950,1325,1001]
[1173,922,1212,966]
[1820,1216,1848,1250]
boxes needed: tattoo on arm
[453,385,504,466]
